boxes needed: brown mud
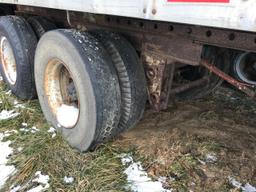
[115,86,256,191]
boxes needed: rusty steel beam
[201,59,256,97]
[160,63,175,110]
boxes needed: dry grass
[1,78,256,192]
[0,80,128,192]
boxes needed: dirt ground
[1,73,256,191]
[115,86,256,191]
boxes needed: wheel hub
[0,36,17,85]
[44,59,80,128]
[235,52,256,85]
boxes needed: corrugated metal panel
[0,0,255,32]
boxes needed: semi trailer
[0,0,255,151]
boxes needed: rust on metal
[14,5,256,110]
[44,59,80,128]
[16,5,256,53]
[170,76,209,94]
[201,59,256,97]
[143,48,177,111]
[0,36,17,85]
[144,35,202,66]
[143,53,167,111]
[160,62,175,110]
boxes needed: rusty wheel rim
[0,37,17,85]
[44,59,80,128]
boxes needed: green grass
[1,80,256,192]
[0,81,129,192]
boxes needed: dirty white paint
[0,0,255,32]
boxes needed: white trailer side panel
[0,0,255,32]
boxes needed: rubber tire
[27,16,56,39]
[230,52,245,82]
[91,31,147,134]
[230,52,256,85]
[177,46,230,100]
[35,29,121,151]
[0,16,37,99]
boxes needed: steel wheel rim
[0,37,17,85]
[235,52,256,85]
[44,59,80,128]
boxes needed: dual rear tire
[0,16,37,99]
[35,30,147,151]
[0,16,147,151]
[0,16,56,99]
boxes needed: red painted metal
[167,0,229,2]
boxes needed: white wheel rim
[0,37,17,85]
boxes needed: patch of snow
[120,154,171,192]
[205,153,217,163]
[63,176,74,184]
[21,122,28,127]
[244,184,256,192]
[56,104,79,128]
[27,171,50,192]
[27,185,45,192]
[0,133,16,190]
[4,130,18,134]
[0,110,19,120]
[47,127,55,133]
[5,90,11,95]
[14,104,26,109]
[47,127,56,138]
[197,158,206,165]
[10,185,21,192]
[19,128,30,133]
[120,154,133,164]
[0,75,3,81]
[19,126,39,134]
[17,147,23,152]
[229,176,256,192]
[158,177,168,183]
[13,100,26,109]
[3,130,18,137]
[30,126,39,133]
